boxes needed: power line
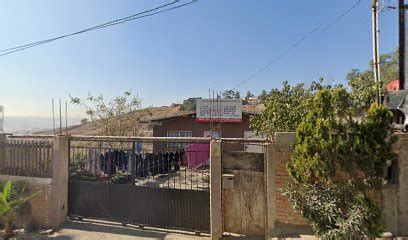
[232,0,361,91]
[0,1,178,54]
[0,0,197,57]
[321,0,361,32]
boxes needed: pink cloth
[185,143,210,169]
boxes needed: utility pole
[372,0,381,103]
[400,0,406,90]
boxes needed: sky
[0,0,399,117]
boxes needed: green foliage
[250,81,310,138]
[244,91,255,101]
[282,184,382,239]
[69,153,99,182]
[111,172,132,184]
[0,180,31,236]
[250,79,337,139]
[181,99,197,110]
[347,69,378,111]
[70,90,143,136]
[284,88,396,238]
[222,90,240,99]
[347,49,399,110]
[259,90,268,101]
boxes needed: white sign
[196,99,242,122]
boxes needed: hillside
[34,105,195,136]
[34,103,263,136]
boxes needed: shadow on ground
[46,220,210,239]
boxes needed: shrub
[69,153,99,182]
[283,88,396,239]
[111,172,132,184]
[0,180,31,238]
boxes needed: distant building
[143,105,263,152]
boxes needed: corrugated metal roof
[385,90,408,109]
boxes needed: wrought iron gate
[67,137,210,232]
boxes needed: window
[167,131,193,150]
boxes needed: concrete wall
[0,135,69,231]
[0,175,52,230]
[382,133,408,236]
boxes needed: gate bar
[8,134,269,143]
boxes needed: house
[144,104,263,152]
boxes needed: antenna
[52,99,56,135]
[59,98,62,135]
[0,106,4,134]
[65,100,68,134]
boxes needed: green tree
[259,90,268,101]
[181,98,196,110]
[222,90,241,99]
[70,91,144,136]
[250,79,335,139]
[347,49,399,109]
[244,91,255,101]
[250,82,311,138]
[283,88,396,239]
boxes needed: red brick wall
[273,145,309,226]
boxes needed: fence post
[0,134,6,173]
[264,142,276,238]
[51,135,69,229]
[210,140,222,240]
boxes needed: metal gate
[67,137,210,232]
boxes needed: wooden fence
[0,140,53,178]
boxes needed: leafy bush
[111,172,132,184]
[284,88,396,239]
[0,180,31,238]
[250,79,342,139]
[69,153,99,182]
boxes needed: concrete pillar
[265,132,296,239]
[51,135,69,229]
[0,134,6,172]
[397,135,408,235]
[264,142,276,239]
[210,140,223,240]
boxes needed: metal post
[400,0,406,90]
[59,98,63,134]
[131,142,136,185]
[372,0,381,103]
[0,134,6,174]
[52,99,56,135]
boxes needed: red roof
[386,80,400,92]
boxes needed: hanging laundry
[184,143,210,169]
[117,150,128,172]
[100,150,117,175]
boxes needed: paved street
[20,220,211,240]
[17,220,283,240]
